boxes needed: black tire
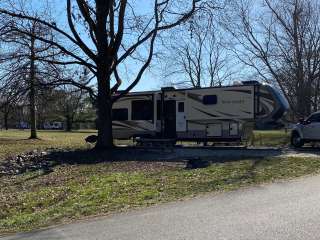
[291,131,304,148]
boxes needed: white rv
[112,81,289,143]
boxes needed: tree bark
[4,112,9,130]
[95,67,113,149]
[94,0,114,149]
[65,114,73,132]
[29,35,37,139]
[296,83,312,118]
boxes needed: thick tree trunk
[95,68,114,149]
[29,36,37,139]
[93,1,115,149]
[65,115,73,132]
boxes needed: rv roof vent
[241,80,260,85]
[161,87,175,91]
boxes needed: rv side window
[178,102,184,112]
[132,100,153,120]
[112,108,128,121]
[157,100,161,120]
[203,95,217,105]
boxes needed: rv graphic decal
[193,107,220,118]
[113,121,152,131]
[216,111,238,117]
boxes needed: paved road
[3,175,320,240]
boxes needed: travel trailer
[112,81,289,143]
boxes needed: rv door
[176,101,186,132]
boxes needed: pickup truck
[291,111,320,147]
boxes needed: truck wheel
[291,131,304,148]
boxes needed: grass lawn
[252,130,290,147]
[0,130,95,161]
[1,129,318,235]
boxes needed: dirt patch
[0,150,52,176]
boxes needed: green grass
[252,130,290,147]
[0,130,96,160]
[1,156,320,234]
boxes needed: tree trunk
[95,67,114,149]
[296,83,312,118]
[296,87,305,117]
[65,115,72,132]
[29,35,37,139]
[94,1,114,149]
[4,112,9,130]
[304,84,312,116]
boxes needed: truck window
[203,95,217,105]
[132,100,153,120]
[112,108,128,121]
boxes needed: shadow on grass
[1,144,291,178]
[43,147,186,166]
[38,147,279,174]
[0,148,183,178]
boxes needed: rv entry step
[135,138,176,147]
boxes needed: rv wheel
[291,131,304,148]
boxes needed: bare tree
[161,3,235,88]
[0,0,203,148]
[0,15,62,138]
[57,86,85,132]
[0,64,28,130]
[225,0,320,118]
[0,89,20,130]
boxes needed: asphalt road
[3,175,320,240]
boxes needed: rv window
[178,102,185,112]
[203,95,217,105]
[157,100,162,120]
[132,100,153,120]
[112,108,128,121]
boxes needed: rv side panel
[112,94,157,139]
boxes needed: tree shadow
[0,148,183,178]
[1,145,286,178]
